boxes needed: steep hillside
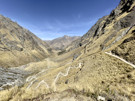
[0,15,51,68]
[45,35,80,50]
[66,0,135,53]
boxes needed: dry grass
[1,41,135,101]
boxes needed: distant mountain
[0,15,51,67]
[45,35,80,50]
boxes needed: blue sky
[0,0,120,40]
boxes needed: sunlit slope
[0,15,51,68]
[1,49,134,101]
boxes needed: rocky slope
[0,15,51,68]
[66,0,135,53]
[45,35,80,50]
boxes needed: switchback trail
[26,63,83,91]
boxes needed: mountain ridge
[0,14,51,68]
[66,0,135,52]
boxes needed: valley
[0,0,135,101]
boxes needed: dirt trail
[105,52,135,68]
[26,63,83,91]
[52,63,82,91]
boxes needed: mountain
[45,35,80,50]
[66,0,135,53]
[1,0,135,101]
[66,0,135,66]
[0,15,51,68]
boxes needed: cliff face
[0,15,51,67]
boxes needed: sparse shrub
[127,74,132,79]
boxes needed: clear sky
[0,0,120,40]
